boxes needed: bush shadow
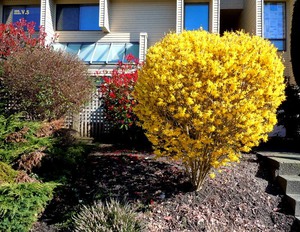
[37,145,190,230]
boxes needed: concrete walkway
[256,151,300,222]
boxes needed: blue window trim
[184,2,209,31]
[2,5,41,30]
[264,1,286,51]
[56,4,101,31]
[53,42,139,65]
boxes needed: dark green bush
[36,141,92,184]
[277,84,300,139]
[291,0,300,86]
[0,182,57,232]
[73,199,143,232]
[0,113,52,164]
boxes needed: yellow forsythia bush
[133,30,285,191]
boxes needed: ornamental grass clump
[73,199,142,232]
[133,30,285,191]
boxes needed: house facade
[0,0,294,137]
[0,0,295,79]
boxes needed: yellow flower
[209,173,216,179]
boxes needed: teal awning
[53,42,139,64]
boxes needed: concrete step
[286,194,300,217]
[257,152,300,178]
[277,175,300,194]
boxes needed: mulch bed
[33,145,300,232]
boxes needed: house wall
[239,0,259,35]
[262,0,294,80]
[283,0,294,80]
[0,0,40,5]
[54,0,175,48]
[220,0,243,9]
[109,0,176,47]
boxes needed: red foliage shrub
[2,48,93,120]
[0,19,47,60]
[98,55,140,130]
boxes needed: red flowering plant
[97,54,141,130]
[0,19,48,60]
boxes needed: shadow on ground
[37,146,190,231]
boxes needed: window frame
[264,1,286,51]
[184,2,210,31]
[56,4,100,31]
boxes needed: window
[264,2,286,51]
[53,42,139,64]
[56,4,100,31]
[3,5,40,30]
[184,3,209,31]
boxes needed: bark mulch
[34,145,300,232]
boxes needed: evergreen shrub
[0,182,57,232]
[0,162,18,184]
[0,113,52,164]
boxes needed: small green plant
[73,199,142,232]
[0,182,57,232]
[0,162,18,184]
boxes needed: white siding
[109,0,176,47]
[57,32,132,42]
[220,0,243,9]
[239,0,258,34]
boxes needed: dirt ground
[33,146,300,232]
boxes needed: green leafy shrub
[0,182,57,232]
[73,199,142,232]
[0,113,52,164]
[0,162,18,184]
[1,47,93,121]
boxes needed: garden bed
[33,145,299,231]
